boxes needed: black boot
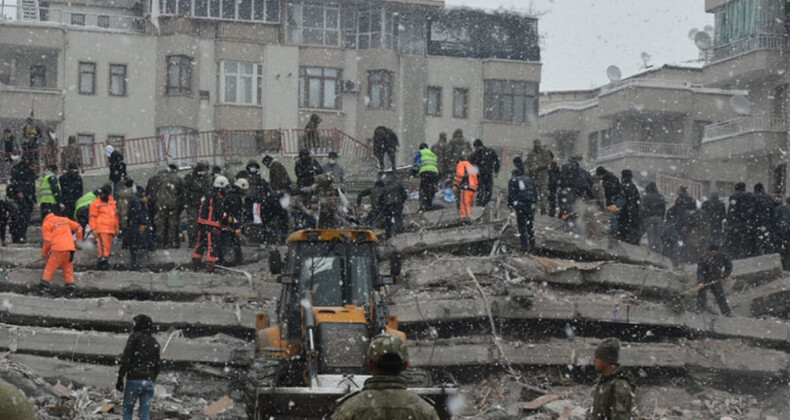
[36,280,50,296]
[65,284,76,298]
[192,258,203,271]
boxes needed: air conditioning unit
[343,80,359,94]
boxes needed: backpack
[511,175,538,206]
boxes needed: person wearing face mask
[183,161,212,247]
[89,184,119,270]
[323,151,345,187]
[60,162,83,222]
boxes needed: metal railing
[0,82,62,94]
[0,4,145,32]
[596,142,691,160]
[600,78,704,96]
[712,35,788,62]
[656,174,703,202]
[539,98,599,116]
[703,116,787,142]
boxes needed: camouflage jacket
[590,368,636,420]
[526,148,552,178]
[331,376,440,420]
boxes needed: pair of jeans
[123,379,155,420]
[419,172,438,211]
[515,205,535,252]
[476,174,494,207]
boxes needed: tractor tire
[245,357,285,420]
[401,367,433,387]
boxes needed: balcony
[702,116,787,160]
[704,35,787,86]
[712,35,787,62]
[0,83,63,121]
[597,79,697,118]
[596,142,691,161]
[0,4,144,32]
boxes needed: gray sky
[446,0,713,92]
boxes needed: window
[219,61,263,105]
[71,13,85,26]
[77,134,95,166]
[588,132,599,160]
[30,65,46,89]
[97,15,110,28]
[157,127,197,166]
[367,70,393,109]
[107,135,125,154]
[78,62,95,95]
[356,9,381,49]
[692,121,709,149]
[287,2,340,46]
[453,88,468,119]
[426,86,442,116]
[167,56,192,96]
[483,80,538,123]
[165,0,278,21]
[299,67,341,109]
[109,64,127,96]
[398,17,425,55]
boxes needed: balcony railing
[539,98,599,116]
[600,78,704,96]
[703,116,787,142]
[596,142,691,160]
[0,4,144,32]
[712,35,787,62]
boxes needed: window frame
[298,66,342,110]
[166,55,193,96]
[76,133,96,166]
[452,87,469,119]
[426,86,442,117]
[78,61,96,95]
[367,70,393,109]
[287,1,341,47]
[71,13,85,26]
[162,0,279,22]
[483,79,538,123]
[97,15,110,28]
[218,61,263,106]
[109,64,127,97]
[29,65,46,89]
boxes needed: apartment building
[0,0,541,167]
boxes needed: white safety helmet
[213,175,230,189]
[234,178,250,191]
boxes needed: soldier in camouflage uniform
[431,132,450,180]
[331,334,440,420]
[590,338,636,420]
[526,139,553,215]
[154,164,184,248]
[446,129,472,171]
[182,161,212,246]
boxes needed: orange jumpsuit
[454,160,478,221]
[41,212,83,284]
[89,196,119,259]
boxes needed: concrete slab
[537,230,673,269]
[0,324,252,365]
[584,263,685,294]
[730,277,790,318]
[390,223,502,254]
[8,354,118,389]
[0,293,269,331]
[403,256,516,287]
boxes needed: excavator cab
[246,229,455,419]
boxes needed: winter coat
[751,191,775,231]
[469,147,500,178]
[295,157,324,189]
[41,213,83,254]
[590,367,636,420]
[268,160,293,192]
[727,191,754,231]
[183,170,212,209]
[378,179,408,209]
[431,140,451,177]
[156,170,184,210]
[454,161,478,192]
[118,331,161,382]
[108,150,127,183]
[225,186,246,227]
[447,135,472,166]
[619,179,641,244]
[507,170,538,210]
[247,172,271,204]
[127,191,152,250]
[2,135,18,156]
[116,185,134,230]
[331,375,440,420]
[60,144,82,172]
[559,160,593,199]
[641,191,666,219]
[198,188,226,227]
[599,171,623,207]
[697,251,733,283]
[774,203,790,236]
[89,196,119,234]
[10,162,37,203]
[0,199,17,240]
[675,192,696,212]
[324,162,346,185]
[701,196,726,232]
[59,172,83,205]
[526,148,552,180]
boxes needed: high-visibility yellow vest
[39,173,59,204]
[418,148,438,174]
[74,191,97,218]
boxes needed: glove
[139,225,147,232]
[235,229,243,237]
[228,216,235,224]
[115,378,124,392]
[608,205,618,213]
[562,214,569,221]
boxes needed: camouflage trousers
[535,173,549,215]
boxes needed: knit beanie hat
[594,338,620,365]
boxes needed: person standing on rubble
[89,184,119,270]
[594,166,624,237]
[324,151,346,187]
[469,139,500,207]
[8,159,37,243]
[221,178,248,266]
[590,338,636,420]
[117,314,161,420]
[558,155,593,223]
[0,197,18,247]
[154,165,184,249]
[378,175,408,238]
[454,157,478,223]
[183,162,212,247]
[696,244,733,316]
[39,207,83,297]
[751,183,775,255]
[331,334,440,420]
[295,148,324,189]
[701,192,726,247]
[526,139,552,215]
[39,163,63,219]
[725,182,754,259]
[262,155,292,240]
[357,179,386,228]
[618,170,641,245]
[508,157,539,253]
[431,132,451,179]
[412,143,439,212]
[640,182,666,253]
[548,154,560,218]
[105,145,127,198]
[127,185,152,271]
[74,187,99,231]
[192,176,229,272]
[60,162,83,222]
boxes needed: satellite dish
[640,52,652,67]
[606,65,622,82]
[730,95,753,116]
[688,28,699,41]
[703,24,714,34]
[694,31,712,51]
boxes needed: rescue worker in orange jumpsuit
[89,184,119,270]
[40,208,83,297]
[453,158,478,223]
[192,176,229,272]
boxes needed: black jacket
[727,191,753,228]
[109,151,127,183]
[295,158,324,189]
[675,192,696,212]
[225,186,246,226]
[559,160,593,199]
[10,162,37,202]
[118,331,161,382]
[697,251,733,283]
[198,188,226,225]
[701,196,726,230]
[600,171,623,206]
[641,191,666,219]
[60,172,84,205]
[751,191,775,230]
[0,199,17,240]
[469,147,500,178]
[548,161,560,192]
[378,179,408,209]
